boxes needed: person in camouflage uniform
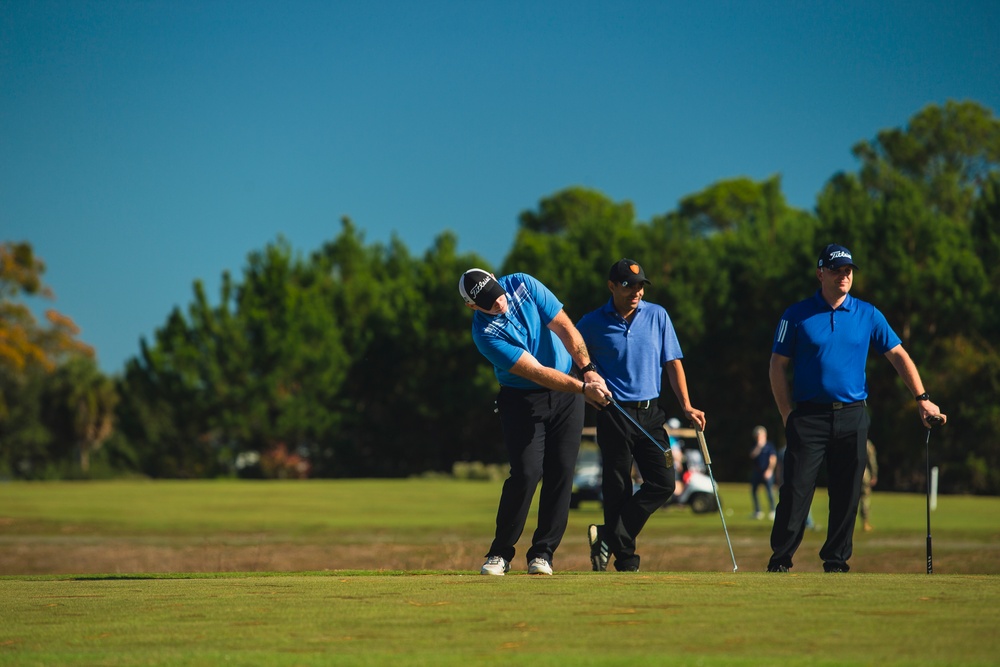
[859,439,878,532]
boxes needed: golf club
[606,396,667,454]
[925,414,945,574]
[695,427,739,573]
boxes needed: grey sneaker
[527,557,553,575]
[588,524,609,572]
[481,555,509,575]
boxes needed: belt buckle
[640,399,650,409]
[832,402,844,410]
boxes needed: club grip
[696,429,712,466]
[927,415,944,428]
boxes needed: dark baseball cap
[608,258,650,286]
[817,244,859,270]
[459,268,506,309]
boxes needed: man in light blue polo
[460,269,611,576]
[767,244,947,573]
[577,259,706,572]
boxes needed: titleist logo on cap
[469,276,491,300]
[817,244,858,269]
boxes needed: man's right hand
[583,373,611,408]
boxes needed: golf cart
[570,427,602,509]
[661,425,720,514]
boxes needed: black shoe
[824,563,849,573]
[767,564,790,572]
[614,555,640,572]
[588,524,609,572]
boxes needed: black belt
[797,400,867,411]
[618,399,653,410]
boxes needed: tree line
[2,100,998,493]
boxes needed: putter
[695,427,739,573]
[925,415,945,574]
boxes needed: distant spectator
[749,425,777,520]
[859,439,878,532]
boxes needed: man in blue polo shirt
[577,259,706,572]
[767,244,947,573]
[460,268,611,576]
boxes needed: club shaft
[697,429,738,572]
[608,399,666,453]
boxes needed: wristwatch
[578,362,597,374]
[915,392,930,402]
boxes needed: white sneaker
[768,510,776,520]
[527,557,553,575]
[481,555,509,575]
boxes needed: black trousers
[769,403,870,571]
[596,403,675,570]
[489,386,584,565]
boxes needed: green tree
[43,356,118,473]
[119,237,350,478]
[311,221,498,476]
[119,222,497,479]
[853,99,1000,220]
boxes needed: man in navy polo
[459,269,611,576]
[767,244,947,573]
[577,259,706,572]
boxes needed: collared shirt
[576,298,683,401]
[470,273,571,389]
[772,290,901,403]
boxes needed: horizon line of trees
[2,99,998,493]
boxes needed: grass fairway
[1,479,998,665]
[1,572,997,666]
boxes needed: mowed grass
[1,572,998,666]
[1,479,999,665]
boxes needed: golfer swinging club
[460,269,611,576]
[766,244,947,573]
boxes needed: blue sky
[3,1,998,373]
